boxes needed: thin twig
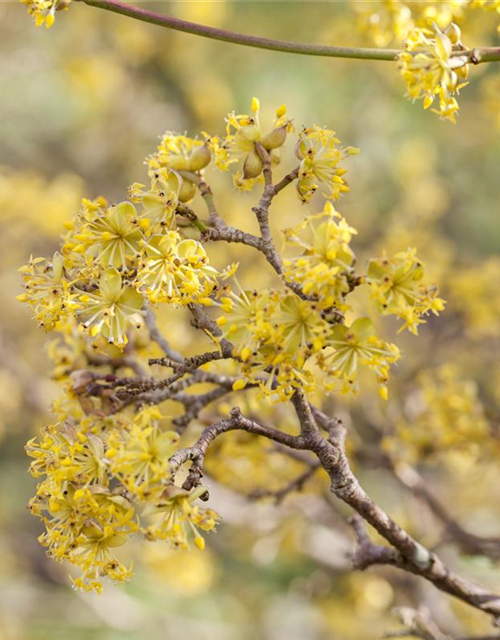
[78,0,500,64]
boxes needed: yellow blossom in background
[449,257,500,337]
[387,365,491,463]
[355,0,470,46]
[470,0,500,31]
[367,248,445,334]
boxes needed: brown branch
[188,304,234,357]
[385,607,450,640]
[202,225,263,251]
[274,167,300,195]
[298,403,500,623]
[178,171,226,229]
[169,407,307,493]
[349,514,402,570]
[249,463,320,504]
[149,350,226,371]
[175,203,208,233]
[356,424,500,562]
[395,463,500,560]
[79,0,500,64]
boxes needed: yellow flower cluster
[26,405,218,592]
[295,126,359,203]
[216,286,400,401]
[19,170,221,348]
[22,0,69,28]
[220,97,293,189]
[367,248,445,334]
[398,23,469,122]
[321,318,400,400]
[283,202,357,309]
[355,0,469,46]
[19,99,447,593]
[18,253,74,331]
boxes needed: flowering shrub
[19,99,445,592]
[13,1,500,636]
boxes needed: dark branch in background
[395,463,500,560]
[167,395,500,623]
[249,463,320,504]
[356,419,500,562]
[144,306,184,363]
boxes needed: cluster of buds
[222,98,293,189]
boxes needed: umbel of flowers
[19,99,444,592]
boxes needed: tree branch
[78,0,500,64]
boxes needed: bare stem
[78,0,500,64]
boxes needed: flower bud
[189,144,211,171]
[445,22,462,45]
[165,155,189,171]
[276,103,287,118]
[261,125,287,151]
[178,179,197,203]
[243,150,263,179]
[238,123,261,143]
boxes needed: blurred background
[1,2,500,639]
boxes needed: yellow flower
[78,201,143,269]
[221,97,293,189]
[321,317,400,398]
[107,419,179,500]
[295,125,359,203]
[143,485,219,551]
[76,267,144,345]
[398,23,469,122]
[18,252,74,331]
[21,0,70,28]
[27,422,107,486]
[283,201,357,308]
[215,286,277,359]
[138,232,219,305]
[150,132,212,173]
[367,248,445,334]
[128,167,181,229]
